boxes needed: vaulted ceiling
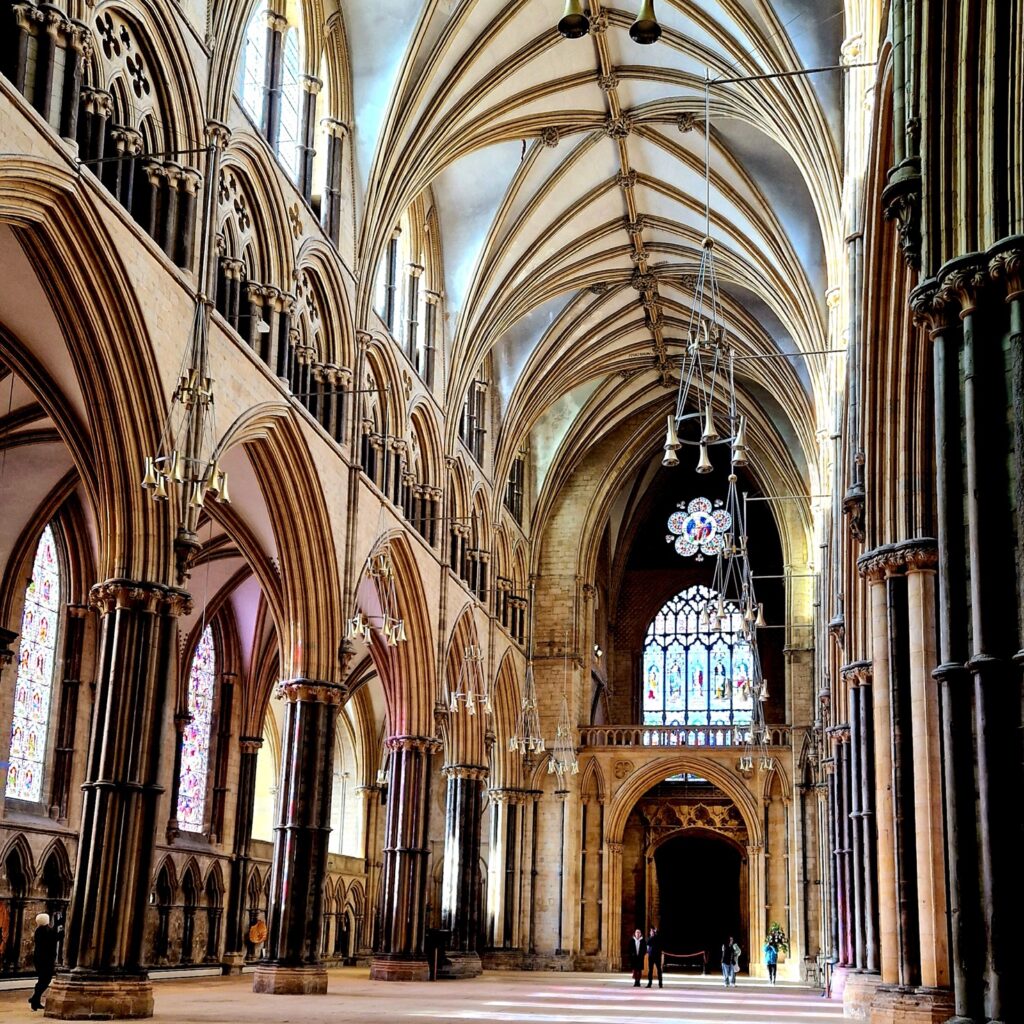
[342,0,849,519]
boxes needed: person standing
[29,912,58,1011]
[646,926,663,988]
[628,928,646,987]
[763,939,778,984]
[721,935,741,987]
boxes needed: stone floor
[0,968,847,1023]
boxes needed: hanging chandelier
[557,0,661,44]
[663,81,747,475]
[448,644,491,715]
[345,539,408,647]
[510,582,546,758]
[548,635,579,778]
[141,131,231,585]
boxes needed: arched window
[239,3,268,125]
[177,625,217,832]
[642,585,754,729]
[278,11,304,181]
[6,524,61,802]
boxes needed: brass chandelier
[448,643,491,715]
[547,633,579,778]
[663,81,747,475]
[510,581,545,758]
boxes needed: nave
[0,969,845,1024]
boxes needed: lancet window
[5,525,61,803]
[176,625,217,832]
[642,585,754,729]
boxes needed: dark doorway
[654,832,744,969]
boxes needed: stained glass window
[277,20,303,180]
[666,497,731,562]
[6,524,61,802]
[642,585,754,735]
[240,4,268,125]
[176,625,216,833]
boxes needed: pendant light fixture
[629,0,662,44]
[548,632,579,778]
[510,580,546,758]
[142,129,232,584]
[557,0,589,38]
[663,76,746,473]
[556,0,661,44]
[448,643,491,716]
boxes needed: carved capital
[936,256,989,317]
[239,735,264,754]
[89,579,192,617]
[840,660,872,688]
[909,280,958,336]
[443,764,489,782]
[988,238,1024,303]
[274,678,348,705]
[205,119,231,150]
[857,537,938,580]
[386,734,442,754]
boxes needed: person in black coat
[29,913,58,1011]
[627,928,646,987]
[646,927,663,988]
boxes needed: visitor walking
[763,940,778,984]
[721,935,741,987]
[29,912,58,1012]
[646,927,663,988]
[628,928,646,987]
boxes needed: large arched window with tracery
[642,585,754,730]
[177,625,217,832]
[5,524,61,802]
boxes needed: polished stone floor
[0,968,847,1023]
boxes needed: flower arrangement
[766,922,790,955]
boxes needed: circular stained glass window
[665,497,731,561]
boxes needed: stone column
[46,580,190,1021]
[438,765,487,977]
[484,789,523,952]
[604,839,623,968]
[356,783,382,958]
[855,666,879,974]
[223,737,262,971]
[253,680,345,995]
[319,118,347,245]
[842,666,866,970]
[911,282,982,1022]
[940,259,1021,1024]
[296,75,321,202]
[262,11,287,144]
[860,565,898,986]
[370,736,439,981]
[904,545,950,992]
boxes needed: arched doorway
[616,772,753,971]
[653,830,747,970]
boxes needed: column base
[870,984,956,1024]
[480,948,524,970]
[843,970,885,1019]
[437,951,482,979]
[369,954,430,981]
[252,964,328,994]
[43,975,154,1020]
[221,952,246,975]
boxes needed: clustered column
[223,736,263,970]
[438,765,488,977]
[46,580,190,1021]
[253,679,346,995]
[910,243,1024,1024]
[370,736,440,981]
